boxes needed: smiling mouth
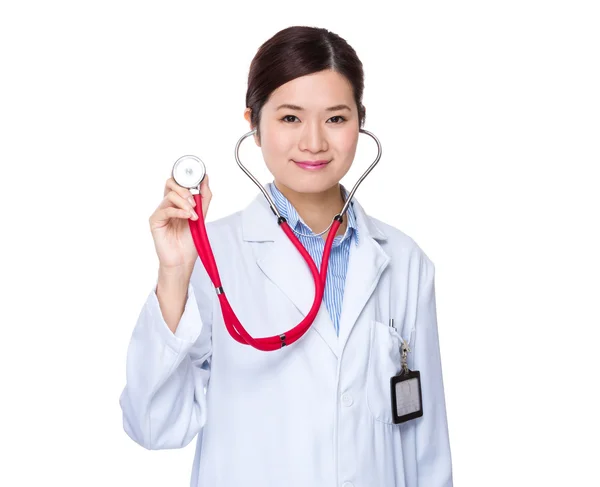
[293,160,330,171]
[293,160,330,166]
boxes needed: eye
[280,115,347,123]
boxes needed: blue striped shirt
[267,182,359,336]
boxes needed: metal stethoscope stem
[172,128,382,351]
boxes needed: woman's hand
[149,174,212,271]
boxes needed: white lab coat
[119,190,453,487]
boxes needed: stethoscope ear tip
[172,155,206,189]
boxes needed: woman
[120,26,453,487]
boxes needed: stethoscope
[171,127,382,351]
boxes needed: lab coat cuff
[148,280,203,353]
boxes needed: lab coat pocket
[366,320,406,425]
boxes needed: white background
[1,1,598,485]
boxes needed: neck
[273,180,348,239]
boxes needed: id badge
[391,369,423,424]
[389,325,423,424]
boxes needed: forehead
[266,70,354,108]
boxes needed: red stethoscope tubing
[188,192,342,351]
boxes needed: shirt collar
[267,181,359,245]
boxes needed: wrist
[159,262,194,277]
[157,264,193,290]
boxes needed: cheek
[334,132,359,162]
[261,142,289,174]
[259,133,290,176]
[261,124,291,156]
[329,124,358,147]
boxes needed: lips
[293,159,330,171]
[293,160,330,166]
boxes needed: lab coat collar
[241,188,390,358]
[266,181,360,247]
[241,186,386,243]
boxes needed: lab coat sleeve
[412,253,453,486]
[119,257,213,450]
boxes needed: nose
[298,120,328,153]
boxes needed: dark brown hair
[246,26,366,141]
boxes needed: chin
[279,175,339,194]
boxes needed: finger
[158,190,196,211]
[199,173,212,198]
[164,177,196,206]
[151,206,196,225]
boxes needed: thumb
[200,173,211,196]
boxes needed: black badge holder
[389,319,423,424]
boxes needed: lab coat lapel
[257,233,339,357]
[241,189,389,359]
[336,199,390,355]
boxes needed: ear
[244,108,261,147]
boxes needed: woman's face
[244,69,360,195]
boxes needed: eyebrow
[275,103,352,112]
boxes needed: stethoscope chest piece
[172,155,206,190]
